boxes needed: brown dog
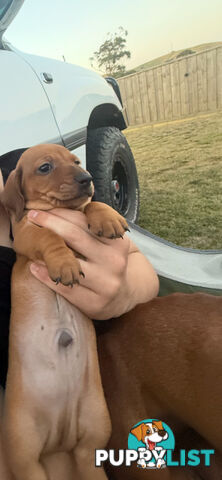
[2,144,128,287]
[1,144,128,480]
[96,294,222,479]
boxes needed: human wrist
[113,252,159,316]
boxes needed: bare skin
[27,208,159,320]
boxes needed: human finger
[29,262,106,318]
[27,210,107,260]
[50,208,132,251]
[43,208,131,249]
[30,251,125,298]
[27,209,130,260]
[46,209,89,231]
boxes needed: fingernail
[27,210,39,219]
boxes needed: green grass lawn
[125,111,222,249]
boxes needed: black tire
[86,127,140,223]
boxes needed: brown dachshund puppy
[2,144,128,287]
[1,144,128,480]
[97,295,222,480]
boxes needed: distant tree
[176,49,195,59]
[90,27,131,78]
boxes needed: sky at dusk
[5,0,222,72]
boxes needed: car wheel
[86,127,140,223]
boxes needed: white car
[0,0,139,221]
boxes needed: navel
[58,330,73,348]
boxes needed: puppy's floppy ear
[1,167,25,221]
[152,420,164,431]
[130,423,145,441]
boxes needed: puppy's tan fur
[97,295,222,479]
[2,144,128,287]
[1,144,128,480]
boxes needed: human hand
[28,208,159,320]
[27,208,132,319]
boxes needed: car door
[0,49,63,156]
[0,0,62,155]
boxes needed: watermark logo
[95,418,214,470]
[128,419,174,469]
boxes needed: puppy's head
[1,144,94,221]
[131,421,168,446]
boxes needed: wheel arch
[87,103,127,133]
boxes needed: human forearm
[122,248,159,313]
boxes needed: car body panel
[70,144,86,168]
[0,0,124,172]
[13,47,123,148]
[0,49,62,156]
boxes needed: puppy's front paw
[85,202,129,239]
[93,214,129,239]
[47,254,84,287]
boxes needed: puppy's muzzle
[75,171,93,196]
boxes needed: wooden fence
[118,46,222,126]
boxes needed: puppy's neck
[25,200,61,211]
[25,197,91,212]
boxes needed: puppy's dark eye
[146,429,151,434]
[74,159,80,165]
[37,163,53,175]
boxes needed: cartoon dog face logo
[131,421,168,450]
[129,420,173,470]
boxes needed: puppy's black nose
[158,430,166,438]
[75,171,92,186]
